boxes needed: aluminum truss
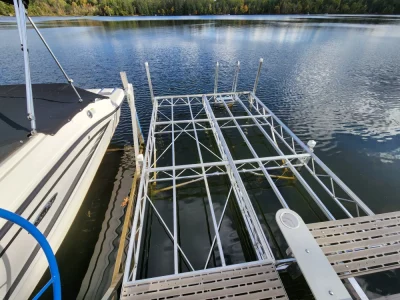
[123,61,374,299]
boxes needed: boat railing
[0,208,61,300]
[12,0,83,135]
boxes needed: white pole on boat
[214,61,219,96]
[25,15,83,102]
[232,61,240,93]
[12,0,22,44]
[15,0,36,134]
[253,58,263,95]
[145,62,155,104]
[120,72,140,170]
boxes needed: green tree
[0,0,397,16]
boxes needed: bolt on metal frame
[123,60,374,299]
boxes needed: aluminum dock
[106,60,400,300]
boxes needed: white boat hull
[0,88,125,299]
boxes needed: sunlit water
[1,15,400,299]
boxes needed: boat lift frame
[123,59,374,299]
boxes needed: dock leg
[152,135,157,186]
[120,72,140,170]
[214,61,219,99]
[232,61,240,93]
[251,58,263,106]
[145,62,155,104]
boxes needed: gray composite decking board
[307,211,400,231]
[307,211,400,278]
[121,261,288,300]
[374,293,400,300]
[321,234,400,254]
[309,217,400,238]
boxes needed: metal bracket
[276,209,352,300]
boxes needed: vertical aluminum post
[26,15,82,102]
[253,58,263,95]
[214,62,219,95]
[145,62,155,104]
[120,72,139,170]
[16,0,36,134]
[232,61,240,93]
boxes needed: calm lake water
[1,15,400,299]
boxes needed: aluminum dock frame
[118,60,400,300]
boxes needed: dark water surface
[1,15,400,299]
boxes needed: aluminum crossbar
[154,91,248,101]
[155,114,272,125]
[148,153,309,173]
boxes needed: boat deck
[0,84,106,162]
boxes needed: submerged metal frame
[123,60,374,299]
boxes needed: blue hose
[0,208,61,300]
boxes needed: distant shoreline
[1,0,399,17]
[1,13,399,17]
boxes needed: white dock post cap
[259,58,264,62]
[307,140,317,150]
[137,154,144,167]
[145,62,149,66]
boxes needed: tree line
[1,0,399,16]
